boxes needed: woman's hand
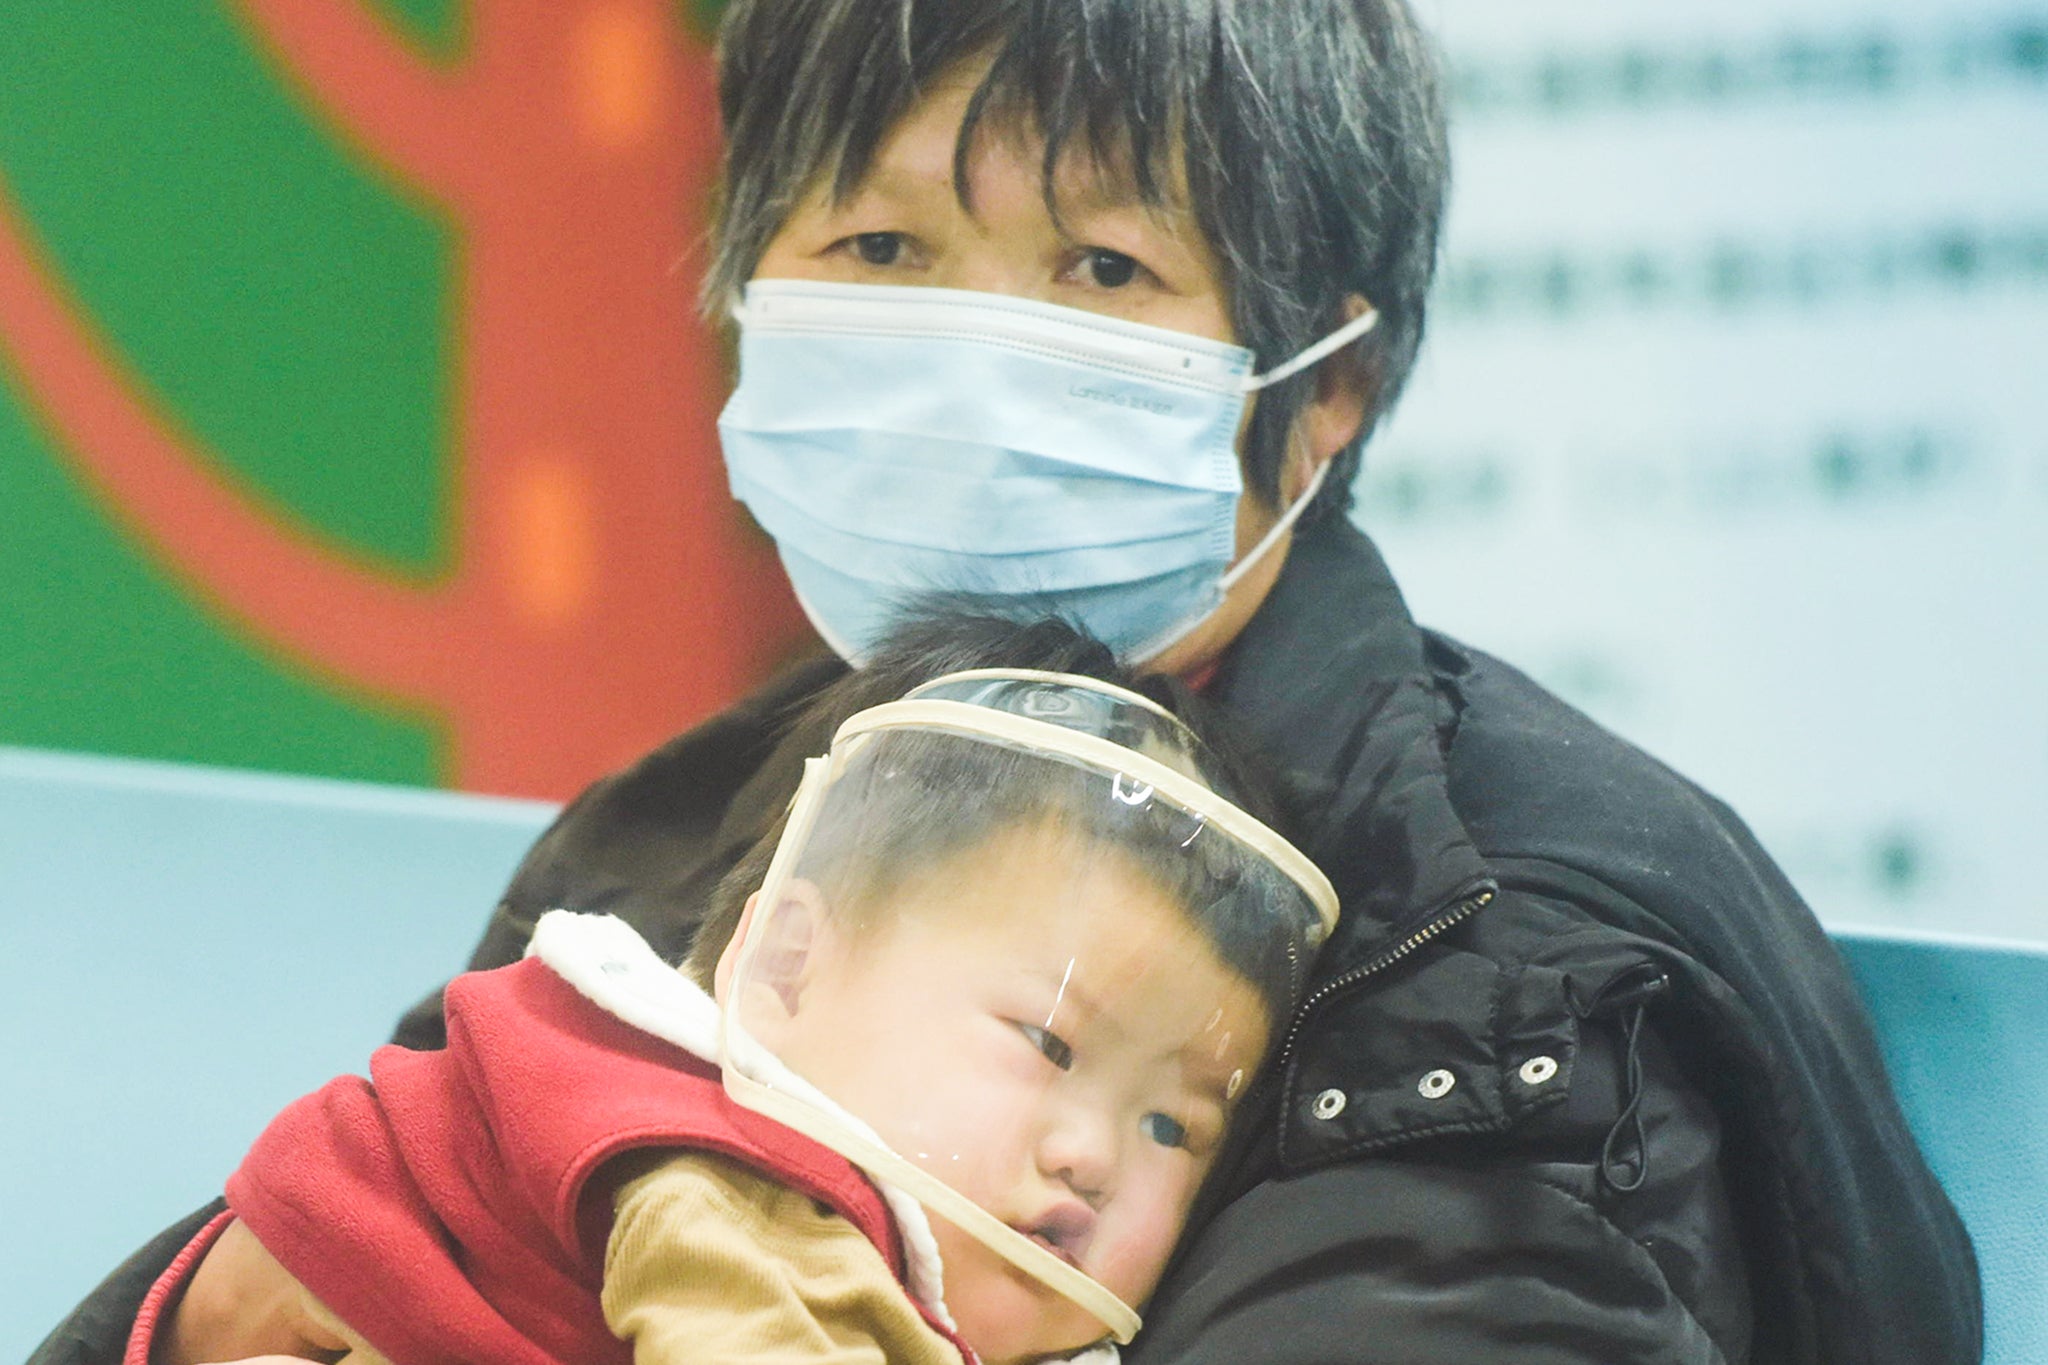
[160,1220,349,1365]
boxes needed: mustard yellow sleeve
[602,1151,964,1365]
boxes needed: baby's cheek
[1094,1186,1190,1308]
[934,1224,1099,1364]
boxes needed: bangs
[772,3,1208,223]
[716,2,1220,261]
[954,5,1197,220]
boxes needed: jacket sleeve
[1128,1003,1750,1365]
[1127,1151,1736,1365]
[25,1198,229,1365]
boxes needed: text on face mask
[1068,384,1178,416]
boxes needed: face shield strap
[722,1053,1145,1342]
[833,702,1337,933]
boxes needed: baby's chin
[935,1225,1113,1365]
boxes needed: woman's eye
[1015,1022,1075,1071]
[1139,1112,1189,1149]
[1078,248,1140,289]
[850,232,903,267]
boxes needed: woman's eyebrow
[1044,163,1208,252]
[1041,137,1194,210]
[825,163,930,213]
[1053,176,1166,222]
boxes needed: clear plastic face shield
[717,670,1338,1349]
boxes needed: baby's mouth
[1018,1203,1096,1269]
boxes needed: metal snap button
[1519,1055,1559,1085]
[1417,1068,1456,1099]
[1311,1088,1347,1120]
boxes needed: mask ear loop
[1126,455,1331,664]
[1215,303,1380,593]
[1241,305,1380,393]
[1216,456,1330,595]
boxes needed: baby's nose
[1037,1105,1120,1205]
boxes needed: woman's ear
[1293,293,1377,499]
[714,879,833,1019]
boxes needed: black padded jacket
[29,517,1978,1365]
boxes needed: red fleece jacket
[195,957,939,1365]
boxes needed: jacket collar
[1212,515,1493,959]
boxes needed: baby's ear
[715,880,830,1019]
[711,893,763,1005]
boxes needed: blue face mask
[717,280,1376,664]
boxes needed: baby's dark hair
[682,612,1314,1025]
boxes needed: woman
[35,4,1978,1363]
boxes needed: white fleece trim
[1062,1347,1120,1365]
[529,910,723,1055]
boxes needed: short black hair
[682,612,1311,1024]
[708,0,1451,518]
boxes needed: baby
[145,625,1336,1365]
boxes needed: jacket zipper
[1277,881,1497,1074]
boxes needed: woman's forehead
[824,51,1193,220]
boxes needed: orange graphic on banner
[0,0,810,800]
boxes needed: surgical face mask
[719,669,1337,1347]
[717,280,1377,665]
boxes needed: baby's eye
[1139,1112,1189,1149]
[1014,1022,1075,1071]
[1076,247,1140,289]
